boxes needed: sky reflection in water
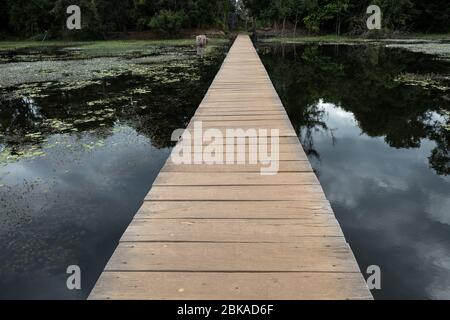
[311,102,449,299]
[260,43,450,300]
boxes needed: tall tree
[95,0,136,32]
[289,0,307,37]
[6,0,54,36]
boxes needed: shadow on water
[259,42,450,300]
[0,44,228,299]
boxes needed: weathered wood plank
[176,139,303,149]
[146,185,327,201]
[193,116,289,122]
[120,218,343,242]
[196,106,284,111]
[153,172,320,186]
[89,272,372,300]
[167,152,307,162]
[184,128,297,137]
[187,120,296,128]
[135,200,334,219]
[167,141,306,155]
[105,242,359,272]
[162,161,313,173]
[195,109,286,115]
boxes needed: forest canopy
[0,0,449,39]
[0,0,236,39]
[242,0,450,35]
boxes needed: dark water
[259,43,450,300]
[0,44,228,299]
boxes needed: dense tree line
[0,0,236,39]
[242,0,450,35]
[1,0,449,39]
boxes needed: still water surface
[259,43,450,300]
[0,43,228,299]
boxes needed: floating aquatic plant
[0,41,228,166]
[395,73,450,91]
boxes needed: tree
[410,0,450,33]
[303,0,335,33]
[149,10,186,34]
[95,0,136,32]
[289,0,307,37]
[274,0,291,35]
[371,0,415,31]
[0,0,10,36]
[6,0,54,36]
[331,0,350,35]
[1,0,450,38]
[243,0,272,28]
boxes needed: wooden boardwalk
[89,35,372,300]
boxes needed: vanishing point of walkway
[89,35,372,300]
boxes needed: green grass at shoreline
[261,35,359,43]
[260,33,450,44]
[2,33,448,51]
[413,33,450,40]
[0,38,230,51]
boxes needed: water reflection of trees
[259,43,450,176]
[0,49,226,155]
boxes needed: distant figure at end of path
[196,35,208,47]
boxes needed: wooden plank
[153,172,320,186]
[135,201,334,219]
[193,115,289,121]
[187,120,295,127]
[120,219,343,242]
[89,272,372,300]
[207,89,281,93]
[177,139,303,148]
[197,105,283,110]
[204,93,279,97]
[162,161,313,173]
[168,153,308,162]
[196,105,285,110]
[184,128,297,137]
[194,110,287,116]
[167,143,306,156]
[105,242,358,272]
[146,185,327,201]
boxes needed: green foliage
[149,10,186,34]
[1,0,235,39]
[1,0,450,38]
[6,0,54,35]
[303,2,335,33]
[95,0,136,32]
[413,0,450,33]
[243,0,450,35]
[371,0,415,31]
